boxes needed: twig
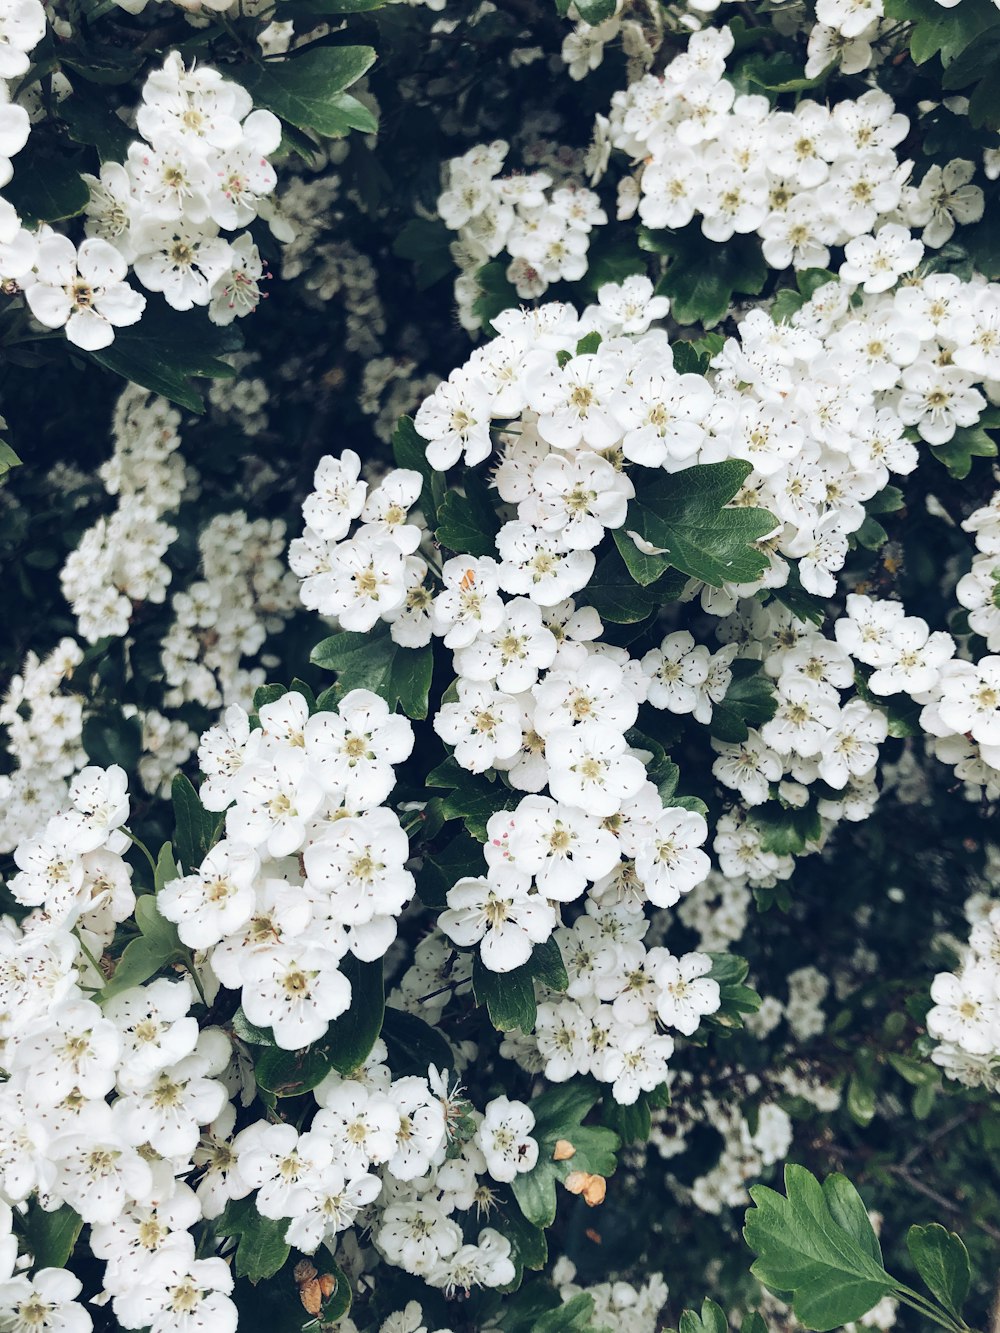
[886,1165,1000,1243]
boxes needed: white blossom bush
[3,0,1000,1329]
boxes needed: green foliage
[243,46,378,138]
[216,1196,291,1283]
[473,936,568,1031]
[620,462,777,588]
[435,473,502,554]
[89,303,240,414]
[99,866,191,1002]
[426,758,522,840]
[311,623,433,719]
[745,1166,896,1330]
[171,774,220,873]
[643,226,767,326]
[21,1203,84,1269]
[512,1081,620,1228]
[392,416,447,526]
[710,660,778,743]
[254,958,384,1093]
[906,1224,971,1320]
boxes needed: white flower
[634,807,710,907]
[475,1096,538,1182]
[546,724,646,816]
[25,235,145,351]
[132,219,233,311]
[439,868,557,971]
[649,950,720,1035]
[240,944,351,1048]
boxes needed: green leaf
[0,439,21,479]
[512,1081,620,1228]
[906,1224,971,1319]
[582,549,687,622]
[930,424,998,479]
[254,958,383,1093]
[82,709,142,770]
[435,474,501,555]
[884,0,999,64]
[90,302,239,414]
[232,1008,278,1046]
[680,1300,729,1333]
[171,774,220,873]
[21,1203,83,1269]
[748,802,821,856]
[311,622,432,720]
[710,659,777,743]
[216,1197,290,1283]
[574,0,615,19]
[393,220,455,292]
[473,937,567,1032]
[381,1007,455,1077]
[60,91,134,161]
[771,288,806,324]
[392,415,446,526]
[624,462,776,588]
[100,891,187,1002]
[473,260,519,333]
[650,227,767,326]
[744,1166,895,1330]
[323,953,385,1075]
[534,1293,597,1333]
[243,46,377,138]
[5,149,90,225]
[416,829,486,906]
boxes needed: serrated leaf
[653,227,767,326]
[710,659,777,743]
[512,1081,620,1228]
[243,46,377,138]
[473,937,567,1032]
[59,92,134,161]
[744,1166,895,1331]
[906,1224,970,1319]
[929,424,997,478]
[216,1196,290,1283]
[624,462,777,588]
[90,301,239,414]
[21,1203,83,1269]
[311,622,432,720]
[171,774,220,873]
[99,890,187,1002]
[435,474,501,556]
[582,549,687,622]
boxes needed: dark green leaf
[624,462,777,587]
[243,46,377,137]
[710,659,777,743]
[311,622,432,720]
[906,1224,971,1318]
[473,937,567,1032]
[744,1166,895,1330]
[216,1197,290,1283]
[5,149,90,225]
[21,1203,83,1269]
[381,1007,455,1077]
[436,473,501,555]
[171,774,220,873]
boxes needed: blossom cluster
[438,140,607,330]
[601,28,981,268]
[0,44,284,353]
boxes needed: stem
[894,1286,971,1333]
[184,953,210,1008]
[74,931,106,982]
[123,827,158,879]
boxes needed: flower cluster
[437,140,607,330]
[602,28,981,269]
[928,897,1000,1092]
